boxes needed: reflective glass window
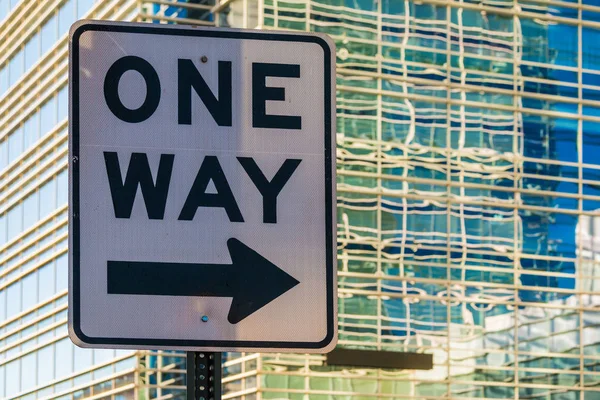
[57,169,67,206]
[6,281,20,319]
[77,0,94,18]
[0,0,8,21]
[0,138,6,170]
[24,32,40,72]
[56,253,67,292]
[94,349,115,365]
[58,85,68,121]
[22,191,38,231]
[0,365,4,399]
[5,359,19,398]
[23,112,39,150]
[20,352,36,392]
[40,97,56,136]
[0,214,6,246]
[55,339,73,378]
[39,178,56,219]
[40,15,57,56]
[59,0,75,37]
[8,126,23,164]
[38,261,55,302]
[21,271,37,312]
[74,345,93,371]
[8,49,23,87]
[37,345,54,385]
[0,65,7,95]
[7,203,22,241]
[0,289,6,322]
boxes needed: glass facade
[213,0,600,398]
[2,0,600,399]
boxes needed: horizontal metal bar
[326,347,433,370]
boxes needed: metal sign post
[187,352,222,400]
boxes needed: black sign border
[70,22,335,350]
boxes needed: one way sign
[68,21,336,352]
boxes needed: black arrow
[107,238,300,324]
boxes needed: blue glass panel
[0,66,7,95]
[8,49,23,87]
[7,203,22,241]
[74,345,93,371]
[8,126,23,163]
[546,23,578,67]
[37,345,54,385]
[40,97,57,136]
[0,0,8,21]
[582,27,600,70]
[583,120,600,166]
[77,0,94,18]
[115,354,135,369]
[5,359,19,398]
[24,32,40,72]
[57,169,67,206]
[23,112,39,150]
[0,365,4,399]
[0,214,5,246]
[40,15,57,56]
[56,253,67,292]
[94,349,115,364]
[38,261,55,302]
[6,281,20,319]
[59,0,74,37]
[21,271,37,311]
[0,138,6,170]
[39,178,56,219]
[0,289,6,323]
[20,352,36,392]
[54,339,73,378]
[22,191,38,231]
[57,85,68,121]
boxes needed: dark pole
[187,352,222,400]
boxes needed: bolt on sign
[68,20,337,352]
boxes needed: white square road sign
[68,20,336,352]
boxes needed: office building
[210,0,600,398]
